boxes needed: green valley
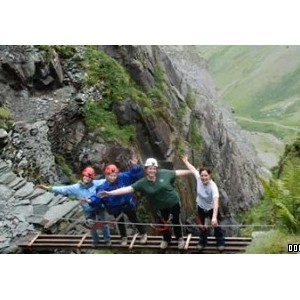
[197,45,300,142]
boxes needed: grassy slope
[197,45,300,141]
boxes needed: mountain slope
[197,45,300,141]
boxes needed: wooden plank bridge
[18,233,252,253]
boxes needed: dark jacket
[89,165,143,215]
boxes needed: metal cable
[26,213,275,228]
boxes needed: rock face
[99,45,264,220]
[162,46,264,217]
[0,158,82,253]
[0,45,264,252]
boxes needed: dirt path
[236,116,300,132]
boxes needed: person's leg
[98,208,111,242]
[212,212,225,249]
[159,208,172,243]
[85,210,100,244]
[114,213,128,246]
[114,213,127,237]
[126,209,146,235]
[170,203,182,240]
[197,206,208,248]
[170,203,185,249]
[125,209,147,244]
[214,226,225,248]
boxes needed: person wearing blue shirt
[82,156,147,246]
[38,166,111,246]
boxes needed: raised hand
[181,154,189,163]
[130,154,139,166]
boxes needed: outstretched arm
[175,169,193,176]
[100,186,134,198]
[181,154,197,172]
[37,184,50,191]
[80,194,102,207]
[181,154,198,176]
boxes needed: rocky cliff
[0,45,264,252]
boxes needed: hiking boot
[121,237,128,246]
[197,242,205,251]
[217,245,225,252]
[178,238,185,249]
[140,234,148,245]
[92,241,99,248]
[160,240,169,249]
[105,240,112,247]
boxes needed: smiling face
[106,173,118,184]
[145,166,158,180]
[200,168,211,185]
[82,175,93,184]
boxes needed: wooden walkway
[18,233,252,253]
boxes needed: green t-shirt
[132,169,180,210]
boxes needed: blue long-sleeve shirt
[89,165,143,215]
[50,179,106,212]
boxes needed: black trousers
[158,203,182,242]
[197,206,225,246]
[114,209,146,237]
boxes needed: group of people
[39,154,225,251]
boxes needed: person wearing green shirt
[100,158,192,250]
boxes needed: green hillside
[197,46,300,141]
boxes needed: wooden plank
[129,233,138,249]
[28,232,41,246]
[77,233,88,248]
[38,234,83,239]
[36,238,81,243]
[184,234,192,250]
[30,243,80,247]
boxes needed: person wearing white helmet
[100,157,192,250]
[144,158,158,167]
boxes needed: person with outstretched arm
[181,154,225,252]
[38,166,111,246]
[81,155,147,246]
[100,158,192,250]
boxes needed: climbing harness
[150,213,173,233]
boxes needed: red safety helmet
[105,164,119,175]
[82,166,96,179]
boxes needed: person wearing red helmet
[104,164,119,176]
[83,155,147,246]
[81,166,96,180]
[37,166,111,246]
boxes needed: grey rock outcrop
[0,158,82,253]
[100,45,264,223]
[3,120,59,183]
[161,46,264,215]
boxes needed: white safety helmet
[144,158,158,167]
